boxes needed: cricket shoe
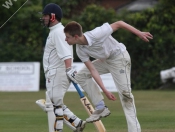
[86,106,110,123]
[74,120,86,132]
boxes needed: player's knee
[54,106,63,122]
[75,70,92,82]
[54,105,64,130]
[122,90,133,103]
[52,98,63,107]
[54,105,63,118]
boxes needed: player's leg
[52,69,86,132]
[36,99,86,132]
[45,69,64,132]
[108,50,141,132]
[36,91,63,132]
[75,59,110,122]
[63,105,86,132]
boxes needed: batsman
[36,3,86,132]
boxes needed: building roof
[117,0,158,12]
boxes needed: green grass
[0,90,175,132]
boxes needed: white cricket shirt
[76,23,126,62]
[43,23,73,73]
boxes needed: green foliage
[0,0,45,87]
[75,4,117,31]
[43,0,100,18]
[116,1,175,89]
[0,0,175,89]
[71,1,175,89]
[0,0,101,88]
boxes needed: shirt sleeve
[87,23,113,42]
[52,30,73,61]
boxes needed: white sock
[95,100,105,110]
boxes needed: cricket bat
[72,82,106,132]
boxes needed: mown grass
[0,90,175,132]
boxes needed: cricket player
[38,3,86,132]
[64,21,153,132]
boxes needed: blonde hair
[64,21,83,37]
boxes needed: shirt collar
[84,33,92,46]
[49,23,62,30]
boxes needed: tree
[115,0,175,89]
[0,0,45,87]
[0,0,174,89]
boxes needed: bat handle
[72,82,85,98]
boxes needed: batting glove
[66,67,78,84]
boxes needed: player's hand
[66,67,78,83]
[139,32,153,42]
[104,91,116,101]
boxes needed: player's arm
[64,58,72,69]
[53,30,77,82]
[110,20,153,42]
[84,60,116,101]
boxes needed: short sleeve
[87,23,113,41]
[52,30,72,61]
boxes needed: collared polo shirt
[43,23,73,72]
[76,23,126,62]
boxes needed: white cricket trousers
[75,50,141,132]
[45,68,69,106]
[45,68,82,130]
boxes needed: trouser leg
[45,69,69,131]
[118,92,141,132]
[54,105,64,131]
[107,51,141,132]
[45,68,84,131]
[75,60,109,106]
[35,99,82,131]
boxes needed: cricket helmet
[42,3,63,21]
